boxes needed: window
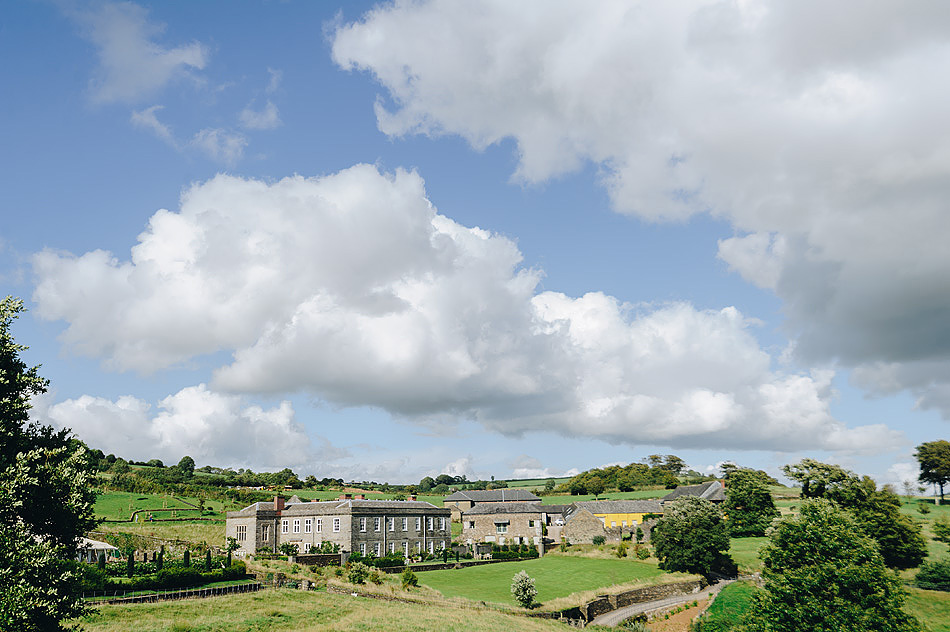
[332,518,341,532]
[528,520,534,528]
[304,518,312,533]
[403,541,409,557]
[427,517,434,531]
[316,518,323,532]
[440,540,446,550]
[374,517,381,532]
[496,524,508,534]
[262,525,270,541]
[359,517,366,532]
[416,541,422,553]
[281,519,289,534]
[439,517,445,530]
[360,543,366,555]
[304,542,312,553]
[293,519,301,533]
[429,541,434,554]
[236,525,247,541]
[466,521,475,529]
[374,542,381,556]
[402,517,408,531]
[388,517,395,531]
[415,517,421,531]
[389,542,396,554]
[611,521,617,528]
[621,521,627,528]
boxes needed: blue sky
[2,1,948,488]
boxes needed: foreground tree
[723,469,780,537]
[741,500,921,632]
[782,459,926,569]
[915,440,950,502]
[0,297,98,631]
[652,496,735,578]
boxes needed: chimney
[409,494,417,501]
[339,493,352,500]
[355,494,365,500]
[274,496,285,512]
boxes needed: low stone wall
[294,553,343,567]
[380,557,533,573]
[570,579,707,623]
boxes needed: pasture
[420,555,667,606]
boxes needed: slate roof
[462,502,545,516]
[232,498,447,515]
[660,481,725,503]
[443,489,541,503]
[569,500,663,515]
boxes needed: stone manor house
[226,494,451,558]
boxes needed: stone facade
[443,489,541,521]
[225,495,451,558]
[460,502,547,545]
[562,507,609,544]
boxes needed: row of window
[281,517,341,535]
[279,516,447,535]
[356,540,448,556]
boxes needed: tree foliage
[0,297,98,631]
[511,570,538,608]
[651,496,735,578]
[741,500,921,632]
[781,459,926,570]
[915,440,950,501]
[723,469,780,537]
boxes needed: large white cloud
[35,386,312,471]
[33,165,896,452]
[332,0,950,417]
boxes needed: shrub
[634,543,650,560]
[401,567,419,590]
[592,535,606,546]
[368,569,384,585]
[615,542,628,558]
[347,562,369,585]
[919,502,931,515]
[511,570,538,608]
[916,560,950,592]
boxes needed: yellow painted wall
[592,512,655,527]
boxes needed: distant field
[76,588,569,632]
[504,477,571,489]
[94,491,233,521]
[420,555,666,606]
[289,490,447,506]
[95,521,226,548]
[729,537,767,573]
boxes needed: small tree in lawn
[511,570,538,608]
[401,566,419,590]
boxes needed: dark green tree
[0,297,98,631]
[651,496,735,578]
[586,475,606,497]
[781,459,852,498]
[742,500,921,632]
[915,440,950,502]
[723,469,780,537]
[176,455,196,478]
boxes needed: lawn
[905,586,950,632]
[695,580,757,630]
[729,537,768,573]
[77,588,569,632]
[420,555,666,606]
[95,521,226,549]
[94,491,233,521]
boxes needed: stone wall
[574,579,707,622]
[462,511,543,545]
[562,509,606,544]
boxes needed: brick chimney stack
[408,494,417,501]
[355,494,365,500]
[274,496,285,512]
[339,493,352,500]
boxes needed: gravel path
[589,580,734,627]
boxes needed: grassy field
[728,537,768,573]
[905,586,950,632]
[77,588,570,632]
[539,489,667,504]
[94,491,235,521]
[696,580,757,630]
[419,555,666,606]
[95,521,226,549]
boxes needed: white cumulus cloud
[332,0,950,418]
[33,165,898,453]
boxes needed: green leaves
[652,496,734,578]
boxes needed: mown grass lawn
[729,537,767,573]
[905,586,950,632]
[695,580,757,630]
[420,556,665,605]
[77,588,569,632]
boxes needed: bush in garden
[401,567,419,590]
[511,570,538,608]
[916,560,950,592]
[592,535,606,546]
[347,562,369,585]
